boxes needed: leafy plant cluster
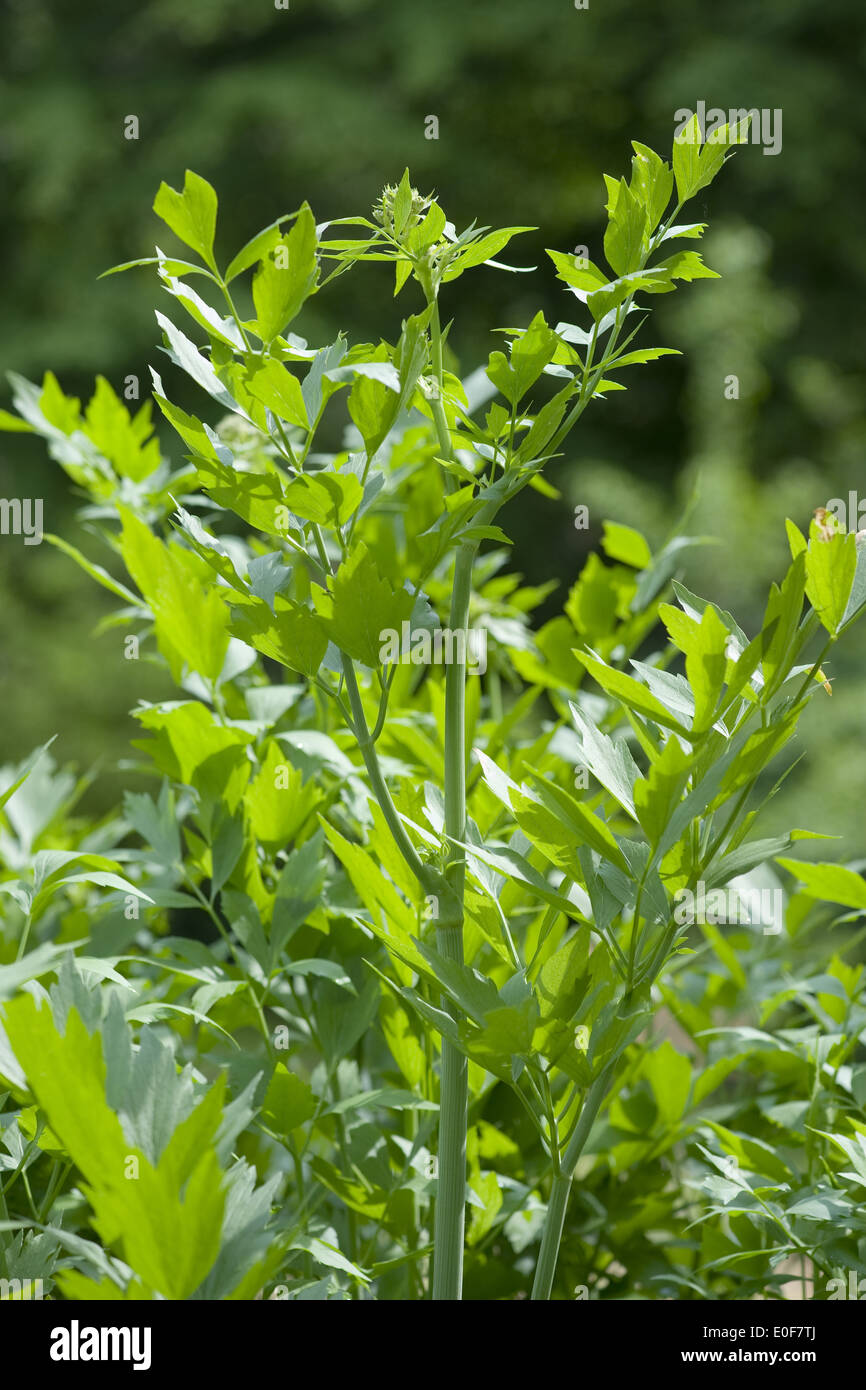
[1,117,865,1301]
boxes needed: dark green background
[1,0,863,845]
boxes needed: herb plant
[2,116,866,1302]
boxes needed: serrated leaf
[253,204,318,345]
[313,543,413,667]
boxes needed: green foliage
[1,127,864,1304]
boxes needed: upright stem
[432,539,476,1300]
[531,1072,610,1300]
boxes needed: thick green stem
[431,923,469,1300]
[530,1072,610,1301]
[432,540,476,1300]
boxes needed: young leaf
[629,142,673,233]
[804,519,857,636]
[604,180,647,277]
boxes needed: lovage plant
[2,114,866,1302]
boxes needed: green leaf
[291,1230,371,1284]
[629,142,673,233]
[225,213,298,283]
[634,736,693,847]
[301,336,349,421]
[442,225,533,280]
[466,1169,503,1247]
[151,377,218,459]
[568,702,640,817]
[327,360,400,392]
[313,543,414,668]
[0,408,35,432]
[655,249,718,283]
[325,1087,437,1115]
[574,651,687,734]
[44,533,142,607]
[524,774,629,872]
[672,114,704,203]
[717,715,799,799]
[660,601,729,732]
[0,740,57,815]
[118,506,230,682]
[391,169,413,238]
[194,457,287,537]
[100,255,213,281]
[487,312,559,406]
[282,959,356,993]
[604,180,646,277]
[153,170,219,269]
[159,273,244,351]
[321,820,422,968]
[776,859,866,911]
[229,597,327,678]
[155,312,240,415]
[601,521,652,570]
[271,832,327,957]
[281,471,362,527]
[513,383,574,466]
[247,552,292,611]
[461,837,592,926]
[124,783,181,868]
[566,552,636,645]
[348,366,399,453]
[546,250,609,293]
[244,740,322,849]
[1,996,130,1181]
[246,359,310,429]
[0,943,72,1009]
[132,702,251,817]
[252,204,318,345]
[586,269,670,321]
[83,376,162,479]
[672,114,747,204]
[608,348,681,374]
[842,538,866,628]
[760,550,806,692]
[804,520,857,635]
[704,1121,792,1183]
[379,995,427,1090]
[535,927,590,1022]
[641,1040,692,1127]
[1,995,226,1299]
[348,310,430,455]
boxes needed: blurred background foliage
[1,0,863,846]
